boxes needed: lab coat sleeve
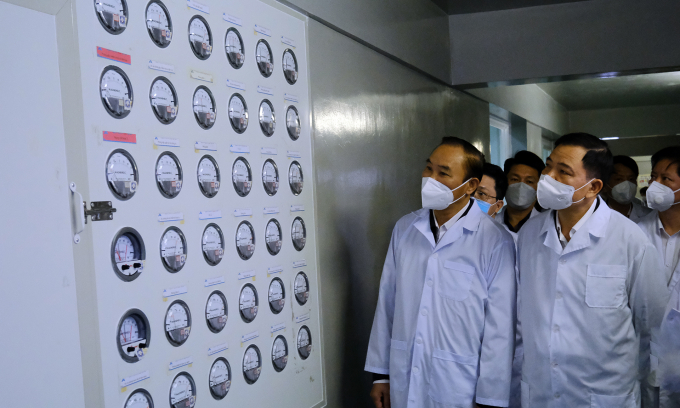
[476,237,517,407]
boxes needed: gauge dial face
[256,39,273,78]
[205,291,227,333]
[291,217,307,251]
[228,93,248,133]
[232,157,252,197]
[188,15,212,60]
[160,227,187,272]
[288,161,304,196]
[106,149,138,200]
[125,389,153,408]
[239,283,259,323]
[170,373,196,408]
[294,271,310,305]
[95,0,127,34]
[225,28,245,69]
[268,277,285,314]
[297,326,312,360]
[236,221,256,260]
[259,99,276,136]
[209,358,232,400]
[262,159,280,196]
[202,224,224,266]
[150,77,178,124]
[165,300,191,346]
[117,310,149,363]
[265,219,282,256]
[146,0,172,47]
[243,345,262,384]
[272,335,289,372]
[286,106,301,141]
[100,66,133,118]
[155,152,183,198]
[282,49,299,85]
[112,228,145,281]
[197,155,220,198]
[193,86,216,129]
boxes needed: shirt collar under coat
[539,197,611,256]
[414,199,481,251]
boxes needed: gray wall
[307,19,489,408]
[569,104,680,138]
[607,135,680,157]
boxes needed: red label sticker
[103,131,136,144]
[97,46,131,65]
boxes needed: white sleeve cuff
[373,379,390,384]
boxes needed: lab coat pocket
[521,381,530,408]
[585,265,627,308]
[428,349,477,407]
[438,261,475,301]
[389,339,409,392]
[590,392,636,408]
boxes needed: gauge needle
[116,247,121,261]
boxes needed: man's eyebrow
[426,159,431,164]
[439,165,451,171]
[556,162,574,173]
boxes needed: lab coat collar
[540,197,611,255]
[412,200,480,251]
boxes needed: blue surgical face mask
[475,198,493,214]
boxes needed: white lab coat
[630,198,654,224]
[517,201,668,408]
[365,201,517,408]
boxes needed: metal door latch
[70,182,117,244]
[83,200,117,222]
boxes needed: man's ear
[587,179,604,198]
[493,200,504,215]
[465,178,480,195]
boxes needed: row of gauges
[107,149,303,200]
[100,67,301,138]
[95,0,299,83]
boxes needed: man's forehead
[654,159,679,174]
[551,144,587,165]
[429,145,464,163]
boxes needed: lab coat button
[553,325,560,332]
[552,362,558,368]
[421,309,428,316]
[413,367,420,374]
[427,280,433,287]
[416,338,423,345]
[556,292,563,299]
[559,258,566,264]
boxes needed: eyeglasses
[474,190,497,201]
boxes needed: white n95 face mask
[646,181,680,211]
[505,182,537,210]
[421,177,470,210]
[537,174,594,210]
[610,181,637,205]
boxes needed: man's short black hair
[483,162,508,201]
[612,155,639,179]
[651,146,680,177]
[504,150,545,177]
[439,136,485,181]
[553,133,613,181]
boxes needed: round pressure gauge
[268,277,285,314]
[265,219,282,256]
[155,152,183,198]
[259,99,276,136]
[193,86,216,129]
[145,0,172,47]
[236,221,256,260]
[228,93,248,134]
[188,15,212,60]
[106,149,138,200]
[160,226,187,273]
[170,372,196,408]
[117,309,150,363]
[262,159,280,196]
[205,290,228,333]
[282,49,299,85]
[256,39,274,78]
[95,0,127,34]
[239,283,259,323]
[209,358,232,400]
[297,325,312,360]
[124,389,153,408]
[111,228,146,282]
[288,161,304,196]
[243,345,262,384]
[272,335,289,372]
[100,66,133,119]
[294,271,310,305]
[202,223,224,266]
[165,300,191,346]
[286,106,301,141]
[149,76,178,124]
[197,155,220,198]
[291,217,307,251]
[232,157,252,197]
[225,28,245,69]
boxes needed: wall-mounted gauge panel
[262,159,280,196]
[197,155,220,198]
[239,283,259,323]
[193,86,216,129]
[209,358,232,400]
[111,227,145,281]
[225,28,245,69]
[282,49,298,85]
[256,39,273,78]
[124,388,153,408]
[170,372,196,408]
[265,219,283,256]
[294,271,310,305]
[160,226,187,273]
[117,309,150,363]
[268,277,285,314]
[145,0,172,47]
[286,106,301,141]
[272,335,289,372]
[205,290,227,333]
[297,325,312,360]
[243,345,262,384]
[149,76,178,124]
[232,157,252,197]
[188,15,212,60]
[201,223,224,266]
[100,66,132,119]
[236,221,256,260]
[259,99,276,136]
[165,300,191,346]
[95,0,127,34]
[288,161,304,196]
[291,217,307,251]
[155,152,183,198]
[106,149,138,200]
[228,93,248,134]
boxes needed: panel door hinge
[69,182,117,244]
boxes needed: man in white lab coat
[517,133,668,408]
[601,155,652,223]
[366,137,516,408]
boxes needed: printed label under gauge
[261,147,277,155]
[104,131,136,144]
[120,371,150,389]
[199,210,222,220]
[263,207,280,215]
[234,208,253,217]
[254,24,271,37]
[284,93,299,103]
[293,260,307,268]
[241,331,259,343]
[230,144,250,153]
[238,270,256,280]
[208,343,229,356]
[223,13,242,26]
[195,141,217,151]
[97,46,131,64]
[169,356,193,371]
[271,322,286,333]
[226,79,245,91]
[204,276,225,287]
[281,36,296,47]
[187,0,209,13]
[154,137,180,147]
[148,60,175,74]
[158,212,184,222]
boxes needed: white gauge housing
[282,49,299,85]
[228,93,249,134]
[145,0,172,47]
[265,219,283,256]
[268,277,285,314]
[297,325,312,360]
[169,372,196,408]
[294,271,310,305]
[149,76,178,124]
[106,149,138,200]
[205,290,228,333]
[259,99,276,136]
[95,0,127,34]
[117,309,150,363]
[193,86,216,129]
[125,388,154,408]
[232,157,252,197]
[225,27,245,69]
[201,223,224,266]
[165,300,191,346]
[188,15,212,60]
[286,105,301,141]
[262,159,280,196]
[111,227,145,282]
[272,335,289,372]
[243,345,262,384]
[155,152,183,198]
[236,221,256,260]
[288,161,304,196]
[100,65,133,119]
[239,283,259,323]
[256,39,274,78]
[291,216,307,251]
[197,155,220,198]
[160,226,187,273]
[209,358,232,400]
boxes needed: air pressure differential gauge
[145,0,172,47]
[160,226,187,273]
[265,219,282,256]
[155,152,183,198]
[286,106,301,141]
[268,277,285,314]
[288,161,304,196]
[243,345,262,384]
[150,77,178,124]
[170,372,196,408]
[193,86,216,129]
[282,49,298,85]
[232,157,252,197]
[294,271,310,305]
[165,300,191,346]
[291,217,307,251]
[125,389,153,408]
[256,39,273,78]
[100,66,133,119]
[188,15,212,60]
[117,309,150,363]
[297,325,312,360]
[197,155,220,198]
[225,28,245,69]
[272,335,289,372]
[95,0,127,34]
[205,290,227,333]
[111,228,145,282]
[236,221,255,260]
[239,283,259,323]
[209,358,232,400]
[106,149,138,200]
[262,159,280,196]
[228,93,248,134]
[202,224,224,266]
[259,99,276,136]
